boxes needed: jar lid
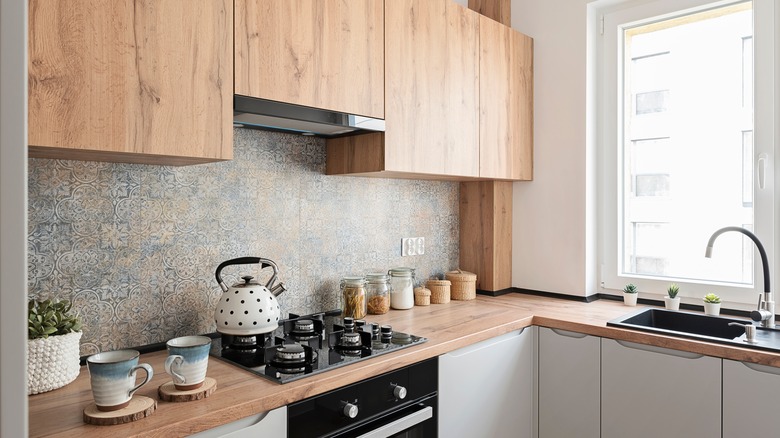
[389,267,415,277]
[341,276,365,286]
[365,272,390,282]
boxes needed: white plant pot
[27,331,82,395]
[623,292,638,306]
[664,296,681,311]
[704,302,721,316]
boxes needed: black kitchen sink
[607,307,780,353]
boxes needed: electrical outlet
[402,237,425,256]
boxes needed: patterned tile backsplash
[28,129,460,355]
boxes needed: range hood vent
[233,95,385,138]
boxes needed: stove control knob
[342,401,359,419]
[391,384,407,400]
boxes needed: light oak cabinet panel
[479,15,533,180]
[235,0,384,119]
[538,328,600,438]
[327,0,480,179]
[601,339,721,438]
[384,0,480,177]
[28,0,233,165]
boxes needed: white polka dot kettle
[214,257,287,336]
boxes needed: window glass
[598,0,776,305]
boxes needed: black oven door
[333,395,436,438]
[287,358,438,438]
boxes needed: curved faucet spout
[705,226,770,294]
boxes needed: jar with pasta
[365,273,392,315]
[340,276,367,319]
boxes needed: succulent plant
[28,299,82,340]
[667,284,680,299]
[703,293,722,304]
[623,283,638,294]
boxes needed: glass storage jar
[388,267,415,310]
[340,276,367,319]
[365,273,392,315]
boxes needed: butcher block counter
[28,293,780,437]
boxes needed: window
[599,0,776,305]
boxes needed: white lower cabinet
[438,327,535,438]
[538,327,600,438]
[190,406,287,438]
[601,339,721,438]
[723,359,780,437]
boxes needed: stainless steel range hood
[233,95,385,138]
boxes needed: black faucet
[705,226,774,328]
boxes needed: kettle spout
[270,282,287,297]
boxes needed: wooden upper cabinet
[235,0,384,119]
[327,0,480,179]
[28,0,234,165]
[478,15,533,180]
[384,0,480,177]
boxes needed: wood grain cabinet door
[28,0,233,165]
[479,15,533,180]
[235,0,384,119]
[384,0,480,178]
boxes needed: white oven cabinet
[601,339,721,438]
[438,327,535,438]
[723,359,780,437]
[538,327,600,438]
[190,406,286,438]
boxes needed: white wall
[512,0,598,297]
[0,0,29,436]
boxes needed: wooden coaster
[83,396,156,426]
[158,376,217,402]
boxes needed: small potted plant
[703,293,722,316]
[27,299,82,395]
[665,283,681,311]
[623,283,639,306]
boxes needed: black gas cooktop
[209,309,427,384]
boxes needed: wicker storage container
[445,270,477,300]
[425,279,451,304]
[414,287,431,306]
[28,331,82,395]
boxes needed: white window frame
[597,0,776,308]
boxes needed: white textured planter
[704,302,721,316]
[623,292,638,306]
[664,297,681,311]
[27,331,82,395]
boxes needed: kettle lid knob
[241,275,254,284]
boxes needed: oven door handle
[355,405,433,438]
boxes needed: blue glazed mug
[86,350,153,412]
[165,336,211,391]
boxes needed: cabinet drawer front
[538,327,600,438]
[601,338,720,438]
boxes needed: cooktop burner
[210,310,427,384]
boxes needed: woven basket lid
[445,269,477,281]
[426,279,451,286]
[414,286,431,296]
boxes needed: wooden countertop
[28,294,780,437]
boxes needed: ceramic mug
[86,349,153,412]
[165,335,211,390]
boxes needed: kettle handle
[215,257,278,292]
